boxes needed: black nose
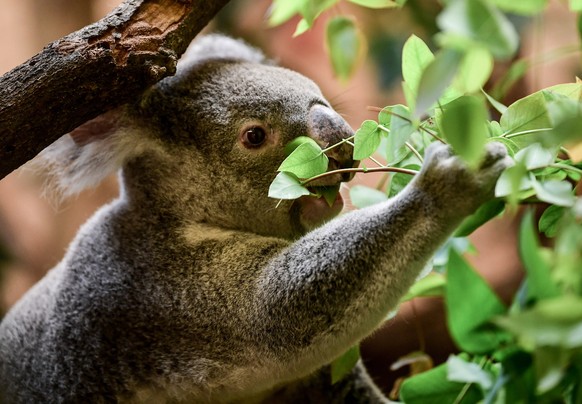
[308,104,356,168]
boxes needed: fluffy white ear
[26,108,142,202]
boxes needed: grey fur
[0,35,511,403]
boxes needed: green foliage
[446,250,509,354]
[268,0,582,400]
[439,95,489,167]
[331,345,361,384]
[325,16,363,82]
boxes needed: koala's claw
[480,142,510,169]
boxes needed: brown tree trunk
[0,0,230,180]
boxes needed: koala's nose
[308,104,358,180]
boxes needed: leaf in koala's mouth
[310,184,342,207]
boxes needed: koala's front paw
[415,142,511,215]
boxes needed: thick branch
[0,0,230,179]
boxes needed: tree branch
[0,0,231,179]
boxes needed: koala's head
[32,35,356,239]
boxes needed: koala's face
[138,60,356,238]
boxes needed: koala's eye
[241,126,267,149]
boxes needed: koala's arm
[218,143,509,385]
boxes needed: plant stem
[301,167,418,186]
[405,142,424,162]
[321,135,356,153]
[502,127,551,138]
[550,163,582,175]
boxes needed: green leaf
[402,35,435,107]
[495,162,531,206]
[437,0,519,60]
[284,136,316,156]
[534,346,569,393]
[316,185,341,207]
[492,0,548,15]
[453,46,494,94]
[415,48,463,117]
[387,105,416,162]
[447,355,493,390]
[268,0,304,26]
[514,143,556,170]
[293,18,311,37]
[268,172,311,200]
[353,120,382,160]
[545,94,582,146]
[331,345,360,384]
[446,249,509,354]
[326,16,363,82]
[440,95,489,167]
[495,295,582,349]
[388,164,420,197]
[500,91,551,139]
[482,89,508,115]
[539,205,565,238]
[531,177,576,207]
[349,185,388,209]
[454,199,505,237]
[278,140,328,178]
[519,210,560,302]
[571,0,582,12]
[400,362,483,404]
[378,106,393,126]
[490,59,529,101]
[347,0,401,8]
[401,273,446,302]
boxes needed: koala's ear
[26,107,143,201]
[177,34,273,72]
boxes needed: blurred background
[0,0,579,395]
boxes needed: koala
[0,35,510,403]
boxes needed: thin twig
[301,167,418,186]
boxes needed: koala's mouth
[293,157,358,232]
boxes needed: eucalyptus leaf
[454,199,505,237]
[401,273,446,302]
[353,120,382,160]
[539,205,565,238]
[440,95,489,167]
[284,136,317,156]
[531,177,576,207]
[415,48,462,117]
[447,355,493,390]
[278,141,328,178]
[387,105,416,162]
[491,0,548,15]
[482,89,508,115]
[349,185,388,209]
[388,164,419,197]
[453,46,494,94]
[326,16,363,82]
[446,249,509,354]
[347,0,401,8]
[514,143,556,170]
[400,362,483,404]
[402,35,434,107]
[331,345,360,384]
[437,0,519,59]
[268,172,311,200]
[500,91,550,139]
[519,210,560,302]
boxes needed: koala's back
[0,198,294,403]
[0,201,145,401]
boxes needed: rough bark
[0,0,231,179]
